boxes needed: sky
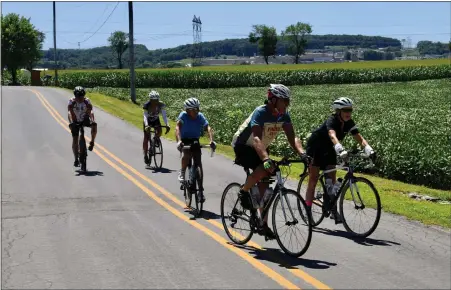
[1,1,450,51]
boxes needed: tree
[1,13,45,84]
[249,25,278,64]
[281,22,312,64]
[108,31,129,69]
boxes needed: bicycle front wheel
[272,189,312,257]
[79,135,87,172]
[193,166,203,218]
[297,174,326,227]
[339,177,381,238]
[153,137,163,169]
[220,182,253,245]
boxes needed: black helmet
[74,86,86,97]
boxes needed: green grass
[49,58,449,75]
[59,87,451,229]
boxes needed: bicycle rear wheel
[220,182,253,245]
[153,137,163,169]
[297,175,326,227]
[272,189,312,257]
[339,177,381,238]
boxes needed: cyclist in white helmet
[142,90,170,165]
[304,97,375,223]
[175,97,216,201]
[231,84,310,239]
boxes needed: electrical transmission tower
[192,15,202,66]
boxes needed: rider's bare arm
[68,103,76,123]
[204,125,214,143]
[143,111,150,127]
[283,123,305,155]
[175,120,182,142]
[251,125,269,161]
[328,129,340,145]
[353,133,369,147]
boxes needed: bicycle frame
[179,142,215,190]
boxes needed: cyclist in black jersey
[142,90,170,165]
[304,97,375,222]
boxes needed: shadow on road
[75,170,104,177]
[313,227,401,247]
[233,244,337,270]
[146,166,176,174]
[200,209,222,220]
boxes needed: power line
[78,1,120,44]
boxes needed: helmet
[184,97,200,110]
[74,86,86,97]
[333,97,353,110]
[268,84,290,99]
[148,90,160,100]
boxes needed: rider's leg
[179,141,192,181]
[88,122,97,151]
[70,123,80,166]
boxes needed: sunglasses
[341,108,353,113]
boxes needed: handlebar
[179,143,216,158]
[145,125,170,134]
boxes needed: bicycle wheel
[193,165,203,217]
[297,175,326,227]
[272,189,312,257]
[220,182,253,245]
[339,177,381,238]
[79,134,87,172]
[153,137,163,169]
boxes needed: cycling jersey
[68,97,93,122]
[309,114,359,146]
[143,101,168,127]
[177,111,208,139]
[232,105,291,149]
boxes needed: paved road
[2,86,450,289]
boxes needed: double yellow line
[28,88,332,290]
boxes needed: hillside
[39,34,403,69]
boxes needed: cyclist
[142,90,170,165]
[68,86,97,167]
[231,84,310,238]
[304,97,375,223]
[175,97,216,202]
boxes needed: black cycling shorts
[143,118,161,133]
[71,117,95,137]
[233,144,269,171]
[306,137,337,170]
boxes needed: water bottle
[250,186,261,209]
[325,177,334,197]
[331,178,343,196]
[260,187,274,207]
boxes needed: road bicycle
[297,149,381,238]
[179,141,215,218]
[145,125,170,169]
[221,158,313,257]
[75,122,88,173]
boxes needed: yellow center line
[28,89,302,290]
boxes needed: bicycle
[179,141,215,218]
[76,122,88,173]
[220,158,313,257]
[145,125,170,169]
[297,149,381,238]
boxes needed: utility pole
[128,1,136,104]
[53,1,58,86]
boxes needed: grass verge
[60,88,451,229]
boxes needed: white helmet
[148,90,160,100]
[184,97,200,110]
[333,97,353,110]
[268,84,291,99]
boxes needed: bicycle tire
[339,176,382,238]
[272,189,312,257]
[153,137,163,169]
[297,175,326,227]
[79,133,87,172]
[193,165,203,217]
[220,182,253,245]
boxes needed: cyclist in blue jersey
[231,84,310,238]
[175,97,216,199]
